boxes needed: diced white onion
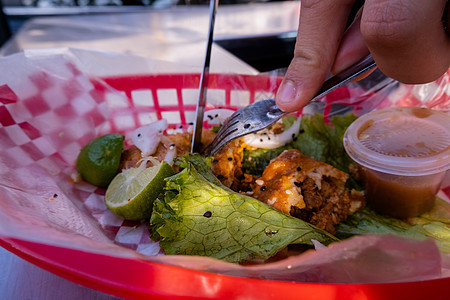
[158,136,177,166]
[307,171,322,190]
[163,145,177,166]
[131,119,168,156]
[243,117,301,149]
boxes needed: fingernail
[276,80,296,104]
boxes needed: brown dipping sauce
[343,106,450,219]
[363,169,443,219]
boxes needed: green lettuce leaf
[151,154,337,263]
[292,113,357,173]
[281,114,298,130]
[241,145,289,176]
[210,124,222,134]
[336,198,450,253]
[409,197,450,226]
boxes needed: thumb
[276,0,356,112]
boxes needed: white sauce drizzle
[243,116,301,149]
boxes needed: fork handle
[312,54,376,101]
[271,55,376,114]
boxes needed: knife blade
[191,0,219,153]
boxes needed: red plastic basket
[0,70,449,300]
[93,73,380,134]
[92,73,284,133]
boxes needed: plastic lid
[344,106,450,176]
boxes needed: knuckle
[301,0,354,11]
[293,46,329,71]
[361,0,418,48]
[301,0,325,10]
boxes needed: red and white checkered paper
[0,50,449,264]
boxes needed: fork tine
[206,138,230,156]
[205,128,241,155]
[202,99,285,156]
[202,122,239,156]
[207,111,241,144]
[213,118,239,141]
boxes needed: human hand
[276,0,450,112]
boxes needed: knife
[191,0,219,153]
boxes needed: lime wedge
[76,134,124,188]
[105,160,174,221]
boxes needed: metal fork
[202,54,377,156]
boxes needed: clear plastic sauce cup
[343,106,450,218]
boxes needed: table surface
[0,246,120,299]
[1,2,300,69]
[0,2,300,299]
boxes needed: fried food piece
[119,130,216,170]
[118,126,250,191]
[251,149,364,234]
[119,145,143,170]
[210,138,254,192]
